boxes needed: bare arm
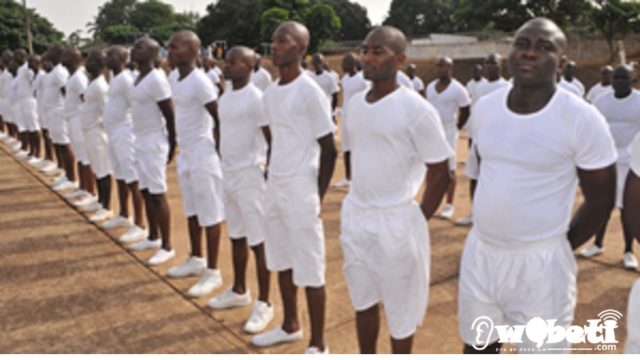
[157,98,176,164]
[261,125,272,178]
[420,160,451,219]
[331,92,338,111]
[568,164,616,249]
[344,151,351,180]
[317,133,337,202]
[204,100,220,155]
[457,105,470,130]
[623,171,640,240]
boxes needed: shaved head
[107,45,128,64]
[274,21,310,53]
[47,44,65,64]
[170,30,201,52]
[437,56,453,66]
[363,26,407,55]
[228,46,256,68]
[515,18,567,53]
[132,36,160,65]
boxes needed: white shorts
[107,126,138,183]
[625,279,640,354]
[83,126,112,179]
[445,129,459,171]
[11,103,25,132]
[177,151,225,227]
[617,161,630,209]
[47,107,69,145]
[16,98,39,132]
[264,175,325,287]
[223,166,267,246]
[69,115,89,165]
[2,99,15,125]
[38,106,47,130]
[134,133,168,195]
[458,230,577,353]
[340,198,430,339]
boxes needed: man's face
[406,66,415,77]
[60,51,73,69]
[28,57,40,72]
[601,68,613,84]
[361,33,400,82]
[167,36,192,68]
[85,54,102,75]
[106,50,123,71]
[223,50,249,81]
[14,51,26,64]
[508,25,563,87]
[435,60,451,79]
[342,56,355,73]
[271,29,300,68]
[131,40,150,65]
[485,57,501,79]
[612,67,633,95]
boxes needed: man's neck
[278,62,302,85]
[615,89,632,99]
[508,81,556,114]
[367,73,399,103]
[177,62,195,80]
[232,77,250,91]
[137,62,153,77]
[111,66,123,76]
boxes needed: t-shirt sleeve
[196,75,217,104]
[630,132,640,176]
[456,83,472,107]
[574,106,618,170]
[56,69,68,87]
[252,92,269,128]
[150,73,172,102]
[410,102,455,164]
[304,85,335,140]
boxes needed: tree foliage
[318,0,370,41]
[590,0,640,61]
[0,0,63,53]
[87,0,136,40]
[306,3,342,52]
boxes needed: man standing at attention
[459,18,617,353]
[586,65,613,103]
[251,21,337,354]
[341,26,453,353]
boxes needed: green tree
[129,0,174,33]
[197,0,262,48]
[262,0,311,21]
[591,0,640,62]
[0,0,63,53]
[87,0,136,40]
[104,23,139,44]
[305,3,341,52]
[260,7,290,44]
[383,0,457,36]
[317,0,370,40]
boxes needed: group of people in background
[0,16,639,354]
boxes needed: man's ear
[397,52,406,66]
[557,56,566,76]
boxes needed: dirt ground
[0,129,637,354]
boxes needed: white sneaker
[11,142,22,152]
[41,162,58,174]
[89,208,113,222]
[333,178,350,188]
[579,244,604,258]
[244,300,274,334]
[119,226,148,243]
[101,215,132,230]
[51,175,67,187]
[305,346,329,354]
[208,287,251,309]
[129,238,161,251]
[73,195,98,208]
[44,166,63,177]
[27,157,41,166]
[64,190,86,200]
[439,203,455,220]
[80,202,102,213]
[15,150,29,160]
[623,252,639,270]
[167,256,206,278]
[147,248,176,266]
[455,214,473,226]
[186,269,222,297]
[53,180,77,192]
[251,326,303,347]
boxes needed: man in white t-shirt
[164,31,226,297]
[586,65,613,103]
[396,69,413,89]
[559,60,585,97]
[623,132,640,354]
[35,55,58,173]
[11,49,33,160]
[251,54,272,92]
[460,18,617,354]
[342,26,453,354]
[580,65,640,269]
[426,56,471,220]
[126,37,177,266]
[310,53,339,116]
[201,55,224,97]
[0,52,13,142]
[17,53,42,164]
[466,64,486,104]
[250,21,337,354]
[27,55,45,166]
[101,45,148,243]
[405,64,425,96]
[208,45,275,334]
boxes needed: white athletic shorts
[223,166,267,246]
[107,126,138,184]
[68,115,89,165]
[445,128,459,171]
[47,107,69,145]
[458,230,577,353]
[134,133,168,195]
[264,175,325,287]
[16,98,39,132]
[2,99,15,125]
[83,126,112,179]
[340,198,430,339]
[11,103,25,132]
[177,150,225,227]
[616,156,631,209]
[625,279,640,354]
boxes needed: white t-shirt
[169,68,217,150]
[80,75,108,130]
[586,83,612,103]
[219,82,268,172]
[411,76,425,93]
[470,86,617,246]
[64,68,88,119]
[474,78,510,101]
[0,70,11,99]
[251,67,272,92]
[310,70,339,101]
[397,71,413,89]
[466,78,487,104]
[559,78,584,97]
[630,132,640,176]
[593,90,640,163]
[33,70,46,113]
[15,63,34,101]
[104,70,134,130]
[130,69,171,137]
[344,86,454,208]
[426,79,471,135]
[263,72,336,178]
[341,72,369,114]
[42,64,69,110]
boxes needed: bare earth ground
[0,131,637,354]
